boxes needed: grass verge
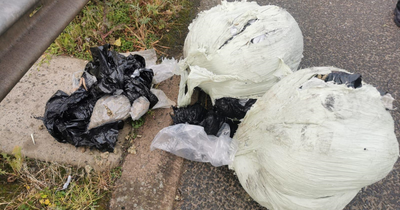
[47,0,191,60]
[0,146,122,210]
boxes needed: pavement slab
[109,76,184,210]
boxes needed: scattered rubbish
[231,67,399,210]
[87,95,131,130]
[120,49,157,67]
[177,1,303,106]
[123,67,159,108]
[315,71,362,88]
[214,97,257,119]
[171,103,240,137]
[130,97,150,121]
[381,93,396,110]
[149,58,179,84]
[151,123,237,167]
[60,175,72,191]
[151,89,176,109]
[199,110,227,136]
[31,133,35,145]
[43,44,155,152]
[171,103,207,125]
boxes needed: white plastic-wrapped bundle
[177,1,303,106]
[230,67,399,210]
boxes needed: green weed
[1,146,24,178]
[132,118,145,129]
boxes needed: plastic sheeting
[177,1,303,106]
[151,123,237,167]
[231,67,399,210]
[87,95,131,130]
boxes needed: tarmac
[1,0,400,209]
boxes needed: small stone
[128,145,137,154]
[175,195,182,201]
[136,135,142,138]
[81,147,86,153]
[38,124,44,130]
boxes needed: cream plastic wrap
[230,67,399,210]
[177,1,303,106]
[151,123,238,167]
[88,95,130,130]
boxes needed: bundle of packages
[177,0,303,106]
[231,67,399,210]
[43,44,158,152]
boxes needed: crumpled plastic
[151,88,176,109]
[87,95,131,130]
[171,103,240,137]
[315,71,362,88]
[214,97,257,119]
[43,44,156,152]
[150,123,238,167]
[130,96,150,121]
[149,58,179,84]
[231,66,399,210]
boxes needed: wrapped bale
[231,67,399,210]
[178,0,303,106]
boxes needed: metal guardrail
[0,0,90,102]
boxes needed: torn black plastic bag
[171,103,207,125]
[42,44,155,152]
[171,103,240,137]
[324,71,362,88]
[43,87,122,152]
[123,68,158,108]
[43,88,95,142]
[84,44,125,95]
[214,97,257,119]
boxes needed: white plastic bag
[231,67,399,210]
[151,123,238,167]
[149,58,179,84]
[88,95,131,130]
[151,89,176,109]
[130,96,150,121]
[177,1,303,106]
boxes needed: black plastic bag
[43,87,123,152]
[200,110,227,136]
[171,103,240,137]
[171,103,207,125]
[85,45,125,95]
[324,71,362,88]
[43,44,155,152]
[214,97,257,119]
[123,68,158,108]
